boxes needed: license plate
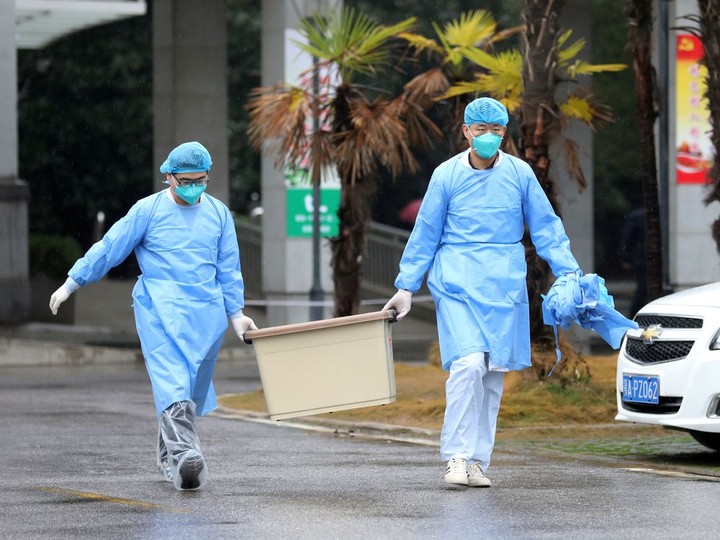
[623,374,660,404]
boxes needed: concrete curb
[0,337,144,366]
[0,337,258,367]
[213,406,440,446]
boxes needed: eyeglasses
[171,173,210,187]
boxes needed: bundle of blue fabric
[541,272,639,375]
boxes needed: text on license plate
[623,374,659,404]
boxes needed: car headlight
[710,328,720,350]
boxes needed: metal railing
[235,218,263,298]
[364,222,434,316]
[235,219,433,315]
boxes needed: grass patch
[218,353,720,460]
[218,354,621,431]
[538,434,693,456]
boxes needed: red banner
[675,34,714,184]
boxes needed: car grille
[625,337,694,364]
[634,314,703,329]
[620,394,683,414]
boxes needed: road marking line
[622,467,720,481]
[34,486,191,513]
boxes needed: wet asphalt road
[3,361,720,539]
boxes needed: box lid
[244,310,396,342]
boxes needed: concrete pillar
[260,0,336,325]
[667,0,720,289]
[557,2,594,275]
[553,4,595,351]
[0,0,30,323]
[152,0,229,203]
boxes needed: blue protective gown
[69,190,245,416]
[395,151,580,371]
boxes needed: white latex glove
[382,289,412,320]
[231,313,258,341]
[49,277,80,315]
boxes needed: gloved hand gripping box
[243,310,396,420]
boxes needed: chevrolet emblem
[641,324,663,344]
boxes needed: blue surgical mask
[174,184,206,205]
[472,132,503,159]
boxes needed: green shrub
[29,235,83,279]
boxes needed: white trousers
[440,352,505,472]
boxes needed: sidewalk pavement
[0,278,439,367]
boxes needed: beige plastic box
[243,310,396,420]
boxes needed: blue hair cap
[160,141,212,173]
[464,97,509,126]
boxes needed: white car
[615,281,720,451]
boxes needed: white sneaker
[467,462,492,487]
[444,457,468,485]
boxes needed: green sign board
[286,187,340,238]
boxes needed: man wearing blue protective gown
[384,98,581,488]
[49,141,257,491]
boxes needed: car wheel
[689,430,720,452]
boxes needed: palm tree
[442,14,625,187]
[399,10,523,154]
[519,1,578,351]
[246,7,440,317]
[521,1,628,366]
[627,0,663,304]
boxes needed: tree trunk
[697,1,720,247]
[627,0,664,303]
[328,84,375,317]
[519,0,565,352]
[330,181,373,317]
